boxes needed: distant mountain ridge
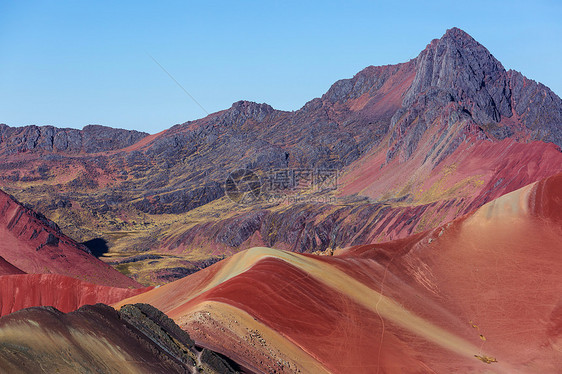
[1,28,561,282]
[2,28,561,157]
[0,124,148,154]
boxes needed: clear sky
[1,0,560,134]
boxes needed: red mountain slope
[0,189,140,288]
[0,274,150,316]
[115,173,562,373]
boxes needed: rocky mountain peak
[222,100,276,124]
[404,27,512,124]
[441,27,477,43]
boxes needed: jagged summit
[442,27,477,41]
[222,100,277,124]
[405,27,511,124]
[229,100,274,114]
[425,27,489,53]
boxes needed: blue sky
[1,0,560,134]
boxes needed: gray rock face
[221,100,275,124]
[405,27,512,125]
[81,125,148,153]
[387,27,562,165]
[508,69,562,145]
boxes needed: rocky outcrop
[508,69,562,144]
[220,100,276,125]
[120,303,239,373]
[132,182,225,214]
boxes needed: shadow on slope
[82,238,110,258]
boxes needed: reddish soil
[0,273,151,316]
[115,173,562,373]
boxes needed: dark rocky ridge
[133,28,562,179]
[0,124,148,154]
[404,27,513,124]
[387,27,562,164]
[508,69,562,145]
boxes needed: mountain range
[0,27,561,373]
